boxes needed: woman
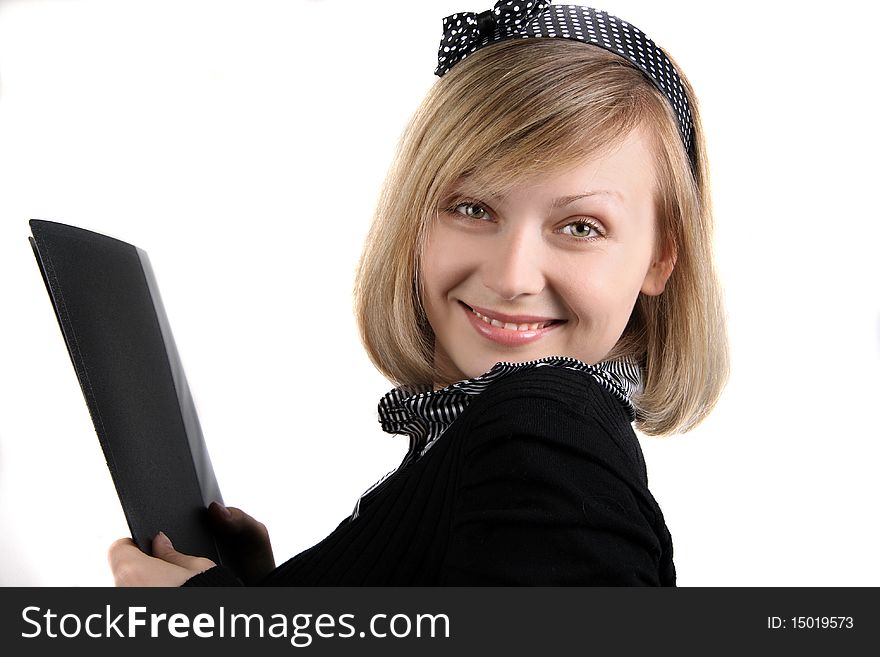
[109,1,728,586]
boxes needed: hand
[108,532,216,587]
[207,502,275,585]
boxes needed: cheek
[420,225,479,305]
[557,256,646,324]
[419,233,448,310]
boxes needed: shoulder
[466,364,633,428]
[440,366,671,585]
[454,365,647,484]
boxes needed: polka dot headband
[434,0,696,170]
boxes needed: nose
[480,224,546,301]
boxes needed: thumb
[151,532,213,571]
[205,502,274,585]
[208,502,255,533]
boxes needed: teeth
[471,308,551,332]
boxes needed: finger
[208,503,268,537]
[208,500,233,523]
[108,538,162,587]
[210,505,272,555]
[108,537,136,557]
[208,504,273,553]
[151,532,216,573]
[206,503,275,584]
[107,537,139,572]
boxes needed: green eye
[454,202,488,219]
[562,221,600,239]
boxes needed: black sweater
[183,366,675,586]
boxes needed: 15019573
[767,617,854,630]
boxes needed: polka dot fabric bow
[434,0,695,169]
[434,0,551,76]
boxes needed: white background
[0,0,878,586]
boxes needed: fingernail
[156,531,172,547]
[213,502,232,520]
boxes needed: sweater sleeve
[441,382,667,586]
[181,564,243,587]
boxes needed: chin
[456,349,543,378]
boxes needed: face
[419,125,675,383]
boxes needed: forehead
[451,126,658,202]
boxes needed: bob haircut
[354,38,729,436]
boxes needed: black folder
[29,219,224,563]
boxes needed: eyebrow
[447,183,623,207]
[549,191,622,208]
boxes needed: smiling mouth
[460,302,564,332]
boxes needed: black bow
[435,0,551,76]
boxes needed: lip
[460,301,564,347]
[465,303,561,325]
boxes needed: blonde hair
[354,38,729,436]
